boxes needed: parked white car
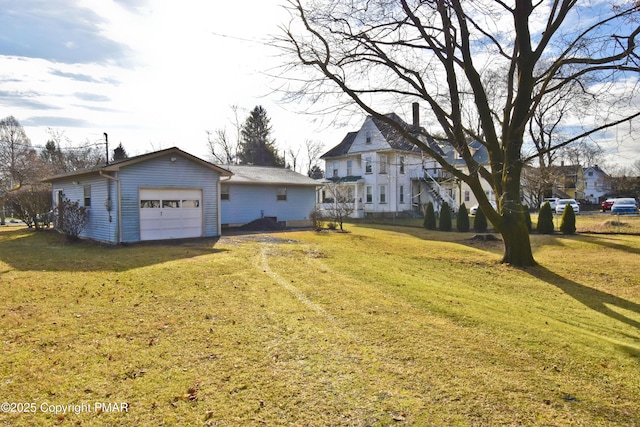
[555,199,579,215]
[469,200,497,215]
[540,198,559,210]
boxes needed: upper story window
[379,155,387,174]
[399,156,405,174]
[221,184,230,200]
[346,159,353,176]
[332,161,338,177]
[365,157,372,174]
[83,184,91,207]
[365,131,372,144]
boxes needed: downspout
[100,170,121,244]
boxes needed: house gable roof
[222,165,319,186]
[322,113,443,160]
[42,147,232,182]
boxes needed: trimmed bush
[474,205,488,232]
[423,201,436,230]
[536,201,555,234]
[560,205,576,235]
[457,203,470,232]
[439,201,452,231]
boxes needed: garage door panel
[139,188,202,241]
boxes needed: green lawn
[0,225,638,426]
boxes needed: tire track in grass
[259,244,335,322]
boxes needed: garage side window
[221,184,230,201]
[140,200,160,208]
[276,187,287,201]
[84,185,91,207]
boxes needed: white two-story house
[319,104,459,218]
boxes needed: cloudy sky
[0,0,355,165]
[0,0,638,171]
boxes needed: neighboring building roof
[442,140,490,167]
[42,147,232,182]
[583,165,610,177]
[222,165,319,186]
[320,132,357,159]
[321,112,443,160]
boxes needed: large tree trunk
[498,210,536,266]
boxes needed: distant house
[319,103,494,218]
[583,165,612,204]
[547,163,585,201]
[219,165,319,228]
[42,147,232,243]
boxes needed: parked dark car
[601,198,616,212]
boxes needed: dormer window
[365,131,372,144]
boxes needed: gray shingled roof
[320,132,357,159]
[222,165,319,186]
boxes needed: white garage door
[139,188,202,240]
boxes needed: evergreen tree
[439,201,452,231]
[560,205,576,235]
[238,106,284,167]
[474,205,488,233]
[112,143,128,161]
[536,202,555,234]
[423,201,436,230]
[457,203,470,232]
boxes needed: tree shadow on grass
[527,265,640,331]
[579,234,640,256]
[0,227,228,273]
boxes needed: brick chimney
[412,102,420,128]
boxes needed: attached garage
[42,147,232,244]
[139,188,203,240]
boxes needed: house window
[588,171,593,176]
[332,161,338,177]
[277,187,287,201]
[365,186,373,203]
[464,191,470,202]
[83,185,91,207]
[399,156,405,174]
[379,155,387,174]
[221,184,230,200]
[366,131,372,144]
[399,185,405,204]
[365,157,372,174]
[379,185,386,204]
[346,187,354,202]
[347,159,353,176]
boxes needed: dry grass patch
[0,226,639,426]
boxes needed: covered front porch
[316,177,365,219]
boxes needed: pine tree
[439,201,452,231]
[474,205,488,232]
[238,106,284,167]
[560,205,576,235]
[457,203,470,232]
[537,202,555,234]
[112,143,128,161]
[423,201,436,230]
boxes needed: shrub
[457,203,470,232]
[439,201,452,231]
[474,205,488,232]
[423,201,436,230]
[326,222,337,230]
[560,205,576,235]
[309,207,325,231]
[536,201,555,234]
[56,198,89,241]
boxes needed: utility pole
[104,132,109,165]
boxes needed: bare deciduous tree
[278,0,640,266]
